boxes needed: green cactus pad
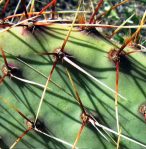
[0,25,146,149]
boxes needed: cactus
[0,0,146,148]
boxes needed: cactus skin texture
[0,24,146,149]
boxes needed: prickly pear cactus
[0,1,146,149]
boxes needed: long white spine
[63,56,127,100]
